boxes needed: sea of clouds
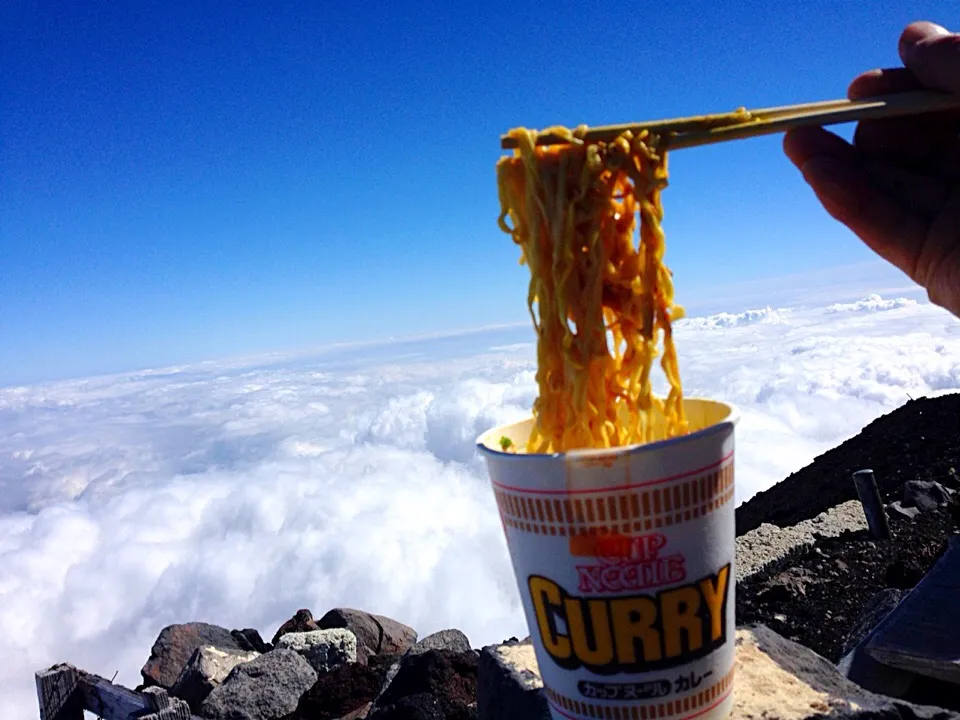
[3,292,960,716]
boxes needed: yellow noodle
[496,126,688,453]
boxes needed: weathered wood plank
[76,669,152,719]
[36,664,84,720]
[865,535,960,684]
[34,663,203,720]
[141,686,192,719]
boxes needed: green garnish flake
[499,436,514,451]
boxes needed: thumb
[899,21,960,93]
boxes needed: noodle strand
[496,127,688,453]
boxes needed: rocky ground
[734,393,960,713]
[736,394,960,535]
[126,608,487,720]
[736,506,956,662]
[735,395,960,664]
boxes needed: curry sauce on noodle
[496,126,688,453]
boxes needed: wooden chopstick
[499,90,960,151]
[499,98,853,149]
[668,90,960,150]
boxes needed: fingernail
[800,157,860,222]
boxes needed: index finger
[847,67,920,99]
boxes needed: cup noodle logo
[575,532,686,594]
[528,531,730,676]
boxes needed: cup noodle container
[477,398,738,720]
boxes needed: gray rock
[903,480,952,512]
[232,628,271,654]
[887,500,921,520]
[317,608,417,664]
[170,645,260,712]
[477,639,550,720]
[142,622,247,689]
[410,629,471,655]
[200,649,317,720]
[375,664,402,706]
[735,500,867,581]
[371,630,472,708]
[275,628,357,673]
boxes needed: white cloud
[825,293,918,314]
[2,294,960,718]
[679,306,787,329]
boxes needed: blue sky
[1,1,952,384]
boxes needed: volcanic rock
[141,621,247,689]
[275,628,357,674]
[317,608,417,663]
[887,501,921,520]
[943,467,960,490]
[368,649,477,720]
[233,628,272,654]
[410,629,472,656]
[200,649,317,720]
[170,645,259,712]
[341,704,373,720]
[287,660,391,720]
[375,629,474,708]
[272,609,320,645]
[477,638,550,720]
[904,480,953,512]
[755,566,816,603]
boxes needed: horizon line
[0,261,924,390]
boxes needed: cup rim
[475,397,739,461]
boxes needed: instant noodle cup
[477,398,738,720]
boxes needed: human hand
[784,21,960,318]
